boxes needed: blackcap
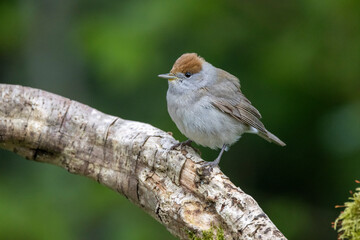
[159,53,285,167]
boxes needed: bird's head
[158,53,215,92]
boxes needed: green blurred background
[1,0,359,239]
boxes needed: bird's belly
[168,97,246,149]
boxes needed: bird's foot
[170,139,193,150]
[201,158,220,171]
[196,159,220,180]
[199,144,227,173]
[170,140,201,155]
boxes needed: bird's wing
[207,68,267,134]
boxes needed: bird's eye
[185,72,192,78]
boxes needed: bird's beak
[158,73,177,81]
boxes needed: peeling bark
[0,84,286,240]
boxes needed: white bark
[0,84,286,240]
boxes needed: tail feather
[258,130,286,147]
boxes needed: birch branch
[0,84,286,240]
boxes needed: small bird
[159,53,285,167]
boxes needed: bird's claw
[201,161,218,171]
[200,155,221,173]
[196,161,218,180]
[170,140,201,155]
[170,139,192,150]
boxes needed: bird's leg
[203,144,228,168]
[170,139,193,150]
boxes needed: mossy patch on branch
[334,180,360,240]
[187,226,225,240]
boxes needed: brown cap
[170,53,204,75]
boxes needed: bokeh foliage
[0,0,359,239]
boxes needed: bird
[158,53,285,168]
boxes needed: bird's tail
[258,130,286,147]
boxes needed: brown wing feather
[212,100,267,135]
[206,68,285,146]
[207,68,266,134]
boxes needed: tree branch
[0,84,286,240]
